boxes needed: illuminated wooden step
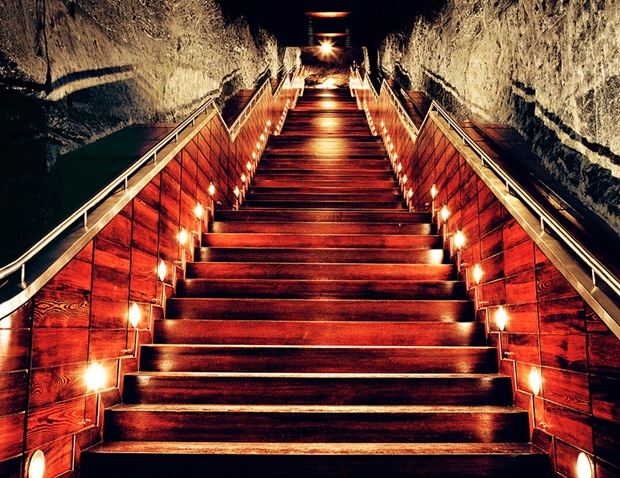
[153,320,486,347]
[248,185,399,193]
[209,221,434,235]
[102,404,530,443]
[185,262,454,281]
[138,345,498,374]
[242,200,406,210]
[164,298,474,322]
[215,210,429,223]
[200,233,441,249]
[258,161,391,170]
[175,279,465,300]
[196,247,447,264]
[254,170,394,179]
[81,441,552,478]
[244,192,402,202]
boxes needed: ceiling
[219,0,445,46]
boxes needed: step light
[194,203,204,219]
[234,186,240,198]
[28,450,45,478]
[241,173,247,183]
[178,228,188,246]
[158,260,167,282]
[454,230,465,250]
[129,303,141,328]
[247,161,253,171]
[529,366,542,396]
[85,362,106,392]
[208,182,216,196]
[440,205,450,222]
[495,306,508,331]
[431,184,438,200]
[577,452,593,478]
[473,263,483,285]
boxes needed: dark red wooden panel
[33,289,90,328]
[30,363,87,408]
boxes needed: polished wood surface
[81,88,550,477]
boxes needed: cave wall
[0,0,300,263]
[378,0,620,236]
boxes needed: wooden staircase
[81,88,551,477]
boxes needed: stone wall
[378,0,620,236]
[0,0,299,263]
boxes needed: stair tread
[86,441,545,455]
[109,404,523,413]
[128,371,503,378]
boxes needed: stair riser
[81,453,552,478]
[139,346,497,373]
[175,280,465,300]
[165,298,474,322]
[245,193,402,202]
[123,376,511,405]
[214,210,431,222]
[153,320,486,346]
[186,263,455,281]
[201,234,442,249]
[242,201,407,210]
[103,410,529,442]
[209,222,435,235]
[196,249,448,264]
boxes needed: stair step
[210,221,435,234]
[139,345,498,373]
[214,209,431,223]
[175,279,465,300]
[201,233,441,249]
[165,298,474,321]
[242,200,406,209]
[103,404,530,443]
[81,441,551,478]
[196,247,448,264]
[185,262,455,280]
[244,192,402,202]
[250,180,398,188]
[153,320,486,346]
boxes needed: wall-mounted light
[129,302,141,328]
[178,228,188,246]
[454,230,465,250]
[252,152,257,160]
[260,134,265,142]
[577,452,593,478]
[473,263,483,285]
[247,161,253,171]
[267,120,272,127]
[85,362,106,392]
[28,450,45,478]
[431,184,438,200]
[408,188,413,199]
[496,306,508,331]
[158,260,167,282]
[397,163,402,173]
[529,366,542,396]
[441,205,450,222]
[402,175,407,186]
[234,186,240,198]
[194,203,204,219]
[241,173,246,183]
[208,183,216,196]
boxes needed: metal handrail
[381,79,419,141]
[0,98,216,285]
[429,100,620,300]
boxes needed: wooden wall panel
[33,289,90,328]
[29,363,86,408]
[541,367,590,414]
[31,328,89,369]
[0,372,28,415]
[26,397,85,450]
[0,413,24,461]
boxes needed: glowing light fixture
[441,205,450,222]
[129,302,141,328]
[158,260,167,281]
[260,134,265,142]
[85,362,106,392]
[178,228,188,246]
[319,39,334,54]
[473,263,483,285]
[408,188,413,199]
[397,163,402,173]
[267,120,271,127]
[577,452,593,478]
[496,306,508,331]
[252,152,257,160]
[529,366,542,396]
[454,230,465,250]
[402,174,407,185]
[247,161,253,171]
[208,183,216,196]
[28,450,45,478]
[234,186,240,198]
[241,173,247,183]
[194,203,204,219]
[256,142,261,150]
[431,184,438,199]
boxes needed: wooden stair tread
[86,441,545,455]
[109,404,523,414]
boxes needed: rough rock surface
[0,0,299,261]
[379,0,620,235]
